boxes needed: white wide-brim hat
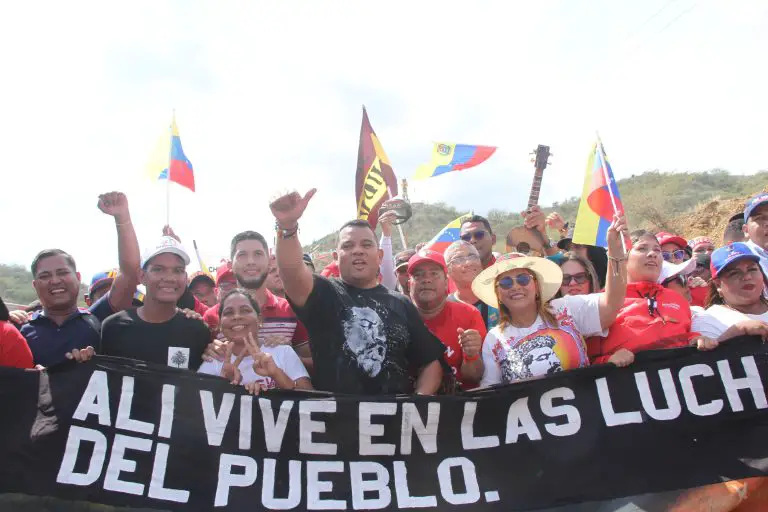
[472,254,563,309]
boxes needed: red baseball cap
[407,249,447,275]
[215,261,235,286]
[656,232,687,249]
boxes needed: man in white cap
[100,236,211,370]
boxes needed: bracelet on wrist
[276,222,299,240]
[463,353,480,362]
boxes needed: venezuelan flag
[424,214,470,254]
[146,114,195,192]
[572,139,625,247]
[413,143,496,180]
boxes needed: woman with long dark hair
[691,243,768,341]
[555,252,601,298]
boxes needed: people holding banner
[198,289,312,393]
[20,192,140,368]
[100,236,210,370]
[587,230,718,367]
[691,243,768,341]
[270,189,445,394]
[407,249,486,389]
[475,215,627,386]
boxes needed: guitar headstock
[532,144,551,172]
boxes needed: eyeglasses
[447,254,480,266]
[562,272,589,286]
[662,250,686,262]
[460,231,488,242]
[662,275,687,288]
[497,274,533,289]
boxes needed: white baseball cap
[141,236,191,268]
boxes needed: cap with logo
[141,236,191,269]
[744,192,768,223]
[407,249,447,275]
[709,242,761,278]
[688,236,714,252]
[89,269,117,295]
[189,271,215,287]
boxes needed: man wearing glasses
[460,215,498,269]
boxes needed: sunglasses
[497,274,533,289]
[662,250,686,262]
[662,275,687,288]
[460,231,487,242]
[562,272,589,286]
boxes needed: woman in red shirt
[0,297,34,369]
[587,231,717,366]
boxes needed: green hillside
[304,169,768,255]
[0,264,88,308]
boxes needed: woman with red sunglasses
[472,216,628,386]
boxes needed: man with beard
[270,189,444,395]
[100,237,210,369]
[408,249,486,390]
[21,192,140,367]
[203,231,311,368]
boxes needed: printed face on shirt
[232,239,269,290]
[460,221,495,263]
[716,259,766,308]
[343,306,386,377]
[409,261,448,310]
[559,260,591,296]
[219,293,260,342]
[628,235,662,283]
[501,333,562,382]
[337,225,382,287]
[140,253,187,304]
[745,203,768,250]
[32,255,81,311]
[190,280,218,307]
[496,269,537,313]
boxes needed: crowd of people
[1,188,768,396]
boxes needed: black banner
[1,338,768,511]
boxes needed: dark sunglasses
[662,275,687,288]
[497,274,533,289]
[662,250,686,262]
[562,272,589,286]
[460,231,487,242]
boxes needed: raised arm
[378,211,397,290]
[270,189,317,308]
[98,192,140,312]
[598,214,629,329]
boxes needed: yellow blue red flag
[413,143,496,180]
[424,214,470,254]
[146,114,195,192]
[572,139,625,247]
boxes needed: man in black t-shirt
[270,189,444,395]
[101,237,210,370]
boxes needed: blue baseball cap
[744,193,768,223]
[89,269,117,295]
[710,242,760,278]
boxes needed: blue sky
[1,0,766,280]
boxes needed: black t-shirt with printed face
[289,275,445,394]
[100,309,210,371]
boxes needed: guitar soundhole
[516,242,531,254]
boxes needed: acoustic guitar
[505,144,552,256]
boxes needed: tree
[170,350,188,368]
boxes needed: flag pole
[166,110,175,228]
[595,132,629,252]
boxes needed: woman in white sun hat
[473,216,629,387]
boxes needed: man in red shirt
[202,231,311,369]
[408,250,486,389]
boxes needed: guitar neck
[527,167,545,208]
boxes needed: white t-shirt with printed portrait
[198,345,309,389]
[480,293,604,387]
